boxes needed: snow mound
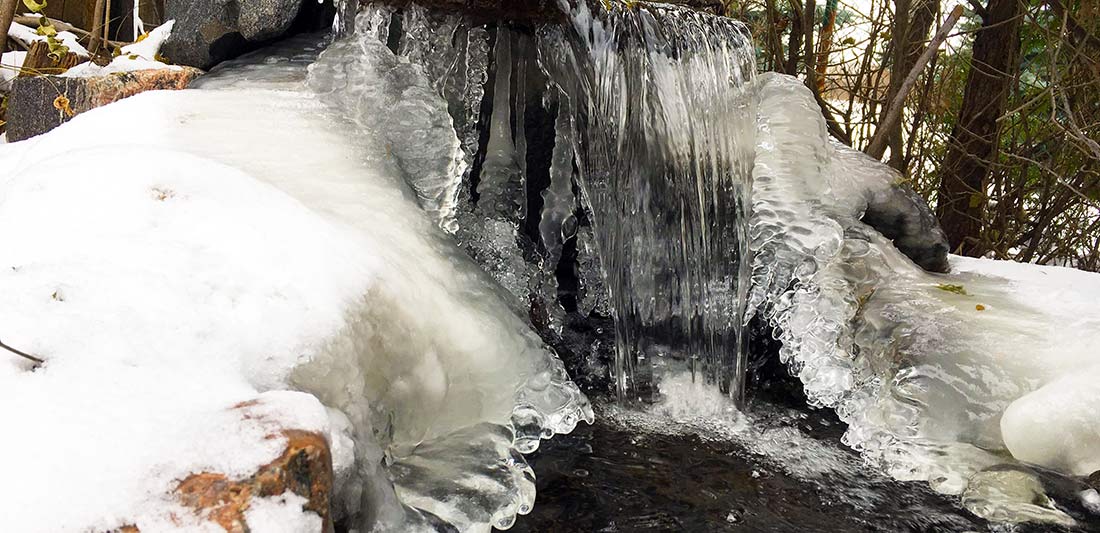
[0,42,590,532]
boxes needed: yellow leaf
[936,283,969,296]
[21,0,47,13]
[52,95,74,117]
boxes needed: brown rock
[174,431,334,533]
[6,67,204,142]
[105,403,334,533]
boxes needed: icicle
[539,93,577,265]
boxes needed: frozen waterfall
[315,3,1100,524]
[342,0,759,406]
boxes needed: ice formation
[3,0,1098,529]
[320,3,1100,525]
[750,72,1100,526]
[344,0,759,404]
[0,36,590,532]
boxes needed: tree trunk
[935,0,1022,255]
[786,0,803,75]
[0,0,18,53]
[887,0,937,170]
[814,0,838,92]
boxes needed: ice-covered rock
[750,72,1100,526]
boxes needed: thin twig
[865,4,964,158]
[0,338,44,365]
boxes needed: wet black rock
[862,182,952,273]
[162,0,336,69]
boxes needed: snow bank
[952,256,1100,476]
[0,109,368,532]
[0,42,589,532]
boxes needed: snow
[244,493,324,533]
[7,22,89,57]
[951,255,1100,476]
[0,125,367,532]
[0,39,588,532]
[123,20,174,61]
[1,50,27,89]
[63,57,181,77]
[63,21,179,78]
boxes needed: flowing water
[538,1,757,403]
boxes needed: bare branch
[0,338,44,366]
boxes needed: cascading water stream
[538,1,757,403]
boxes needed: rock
[6,68,203,142]
[162,0,305,69]
[105,401,335,533]
[175,429,334,533]
[862,182,951,273]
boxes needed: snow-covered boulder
[6,68,201,141]
[0,39,589,531]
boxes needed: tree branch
[865,4,964,159]
[0,338,44,366]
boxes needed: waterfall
[203,3,1096,529]
[341,0,759,405]
[539,1,757,402]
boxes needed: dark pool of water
[513,401,1096,533]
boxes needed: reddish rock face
[106,402,334,533]
[6,67,204,142]
[175,429,334,533]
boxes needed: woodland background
[729,0,1100,270]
